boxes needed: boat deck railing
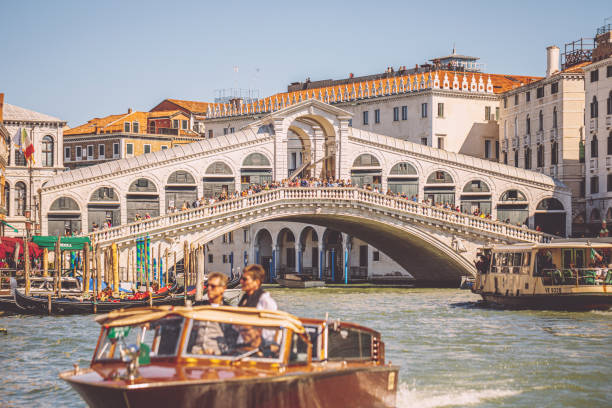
[539,268,612,286]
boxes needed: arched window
[42,136,54,167]
[352,154,380,167]
[524,147,531,169]
[536,198,564,211]
[608,131,612,156]
[514,149,519,168]
[537,144,544,168]
[389,162,417,175]
[525,115,531,135]
[514,116,518,137]
[205,161,233,175]
[551,141,558,165]
[128,178,157,192]
[48,197,81,236]
[167,170,196,184]
[500,189,527,202]
[3,182,9,215]
[426,171,453,184]
[242,153,271,167]
[607,91,612,115]
[503,120,507,139]
[591,96,598,119]
[462,180,490,193]
[14,182,26,216]
[591,135,598,158]
[538,110,543,131]
[552,107,558,129]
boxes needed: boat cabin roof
[95,305,305,334]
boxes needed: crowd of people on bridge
[81,176,541,233]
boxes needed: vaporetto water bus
[472,239,612,311]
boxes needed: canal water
[0,288,610,407]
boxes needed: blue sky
[1,0,609,126]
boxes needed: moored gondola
[13,288,185,315]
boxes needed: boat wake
[396,383,522,408]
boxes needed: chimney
[546,46,560,77]
[128,108,133,114]
[0,93,4,123]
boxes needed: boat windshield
[183,320,284,362]
[95,316,185,361]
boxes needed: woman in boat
[238,264,277,311]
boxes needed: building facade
[0,95,66,236]
[498,46,586,235]
[584,54,612,232]
[63,109,202,169]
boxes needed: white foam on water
[396,383,522,408]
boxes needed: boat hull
[63,365,398,408]
[478,292,612,311]
[0,295,21,314]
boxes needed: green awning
[1,220,19,233]
[31,236,91,251]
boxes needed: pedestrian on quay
[238,264,277,310]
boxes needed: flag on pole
[21,128,34,163]
[590,248,603,262]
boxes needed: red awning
[0,237,43,258]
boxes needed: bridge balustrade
[88,187,554,245]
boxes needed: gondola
[13,288,184,316]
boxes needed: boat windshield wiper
[230,348,259,362]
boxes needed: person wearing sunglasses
[238,264,277,311]
[202,272,230,306]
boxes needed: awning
[31,236,91,251]
[1,220,18,233]
[0,237,43,258]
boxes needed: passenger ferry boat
[60,306,399,408]
[473,240,612,311]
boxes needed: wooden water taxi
[472,240,612,311]
[60,306,398,408]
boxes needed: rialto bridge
[40,99,571,286]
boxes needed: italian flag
[590,248,603,262]
[21,128,34,163]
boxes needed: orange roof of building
[160,99,214,114]
[199,70,542,118]
[65,110,191,136]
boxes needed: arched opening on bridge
[277,228,296,276]
[424,171,455,205]
[166,170,197,210]
[496,189,528,225]
[127,178,159,221]
[47,197,81,236]
[203,161,235,199]
[254,229,273,282]
[322,229,343,283]
[460,180,491,216]
[535,198,566,236]
[88,187,120,231]
[351,154,382,190]
[298,226,319,276]
[387,162,418,197]
[241,153,272,191]
[287,126,311,179]
[289,113,337,179]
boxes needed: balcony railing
[88,187,555,247]
[536,131,544,144]
[523,134,531,145]
[512,137,519,149]
[606,157,612,168]
[502,139,508,150]
[590,118,598,132]
[606,116,611,129]
[590,158,598,169]
[549,165,558,178]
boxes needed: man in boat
[235,325,280,358]
[238,264,277,310]
[202,272,230,306]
